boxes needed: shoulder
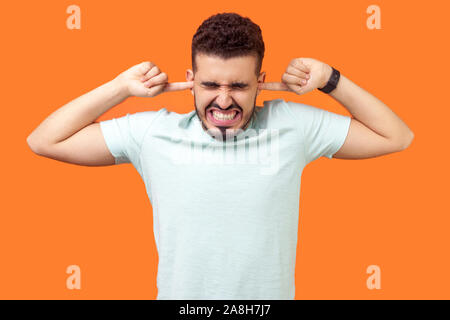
[102,107,179,140]
[125,107,184,129]
[258,98,315,119]
[131,108,198,135]
[128,107,170,122]
[256,98,311,127]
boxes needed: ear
[186,69,194,96]
[257,71,266,96]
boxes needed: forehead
[195,53,256,82]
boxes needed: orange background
[1,0,449,299]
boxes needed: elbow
[398,131,415,151]
[26,135,39,154]
[26,134,47,156]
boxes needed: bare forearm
[27,77,129,147]
[323,66,414,144]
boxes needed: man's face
[186,53,265,140]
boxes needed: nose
[215,88,234,109]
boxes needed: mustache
[206,103,242,112]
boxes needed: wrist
[319,64,333,89]
[111,76,131,100]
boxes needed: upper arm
[31,122,116,166]
[30,110,165,168]
[332,118,407,159]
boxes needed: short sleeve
[282,100,351,164]
[99,109,164,169]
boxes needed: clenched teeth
[212,110,238,121]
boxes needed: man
[26,12,414,299]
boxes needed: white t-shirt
[99,98,351,299]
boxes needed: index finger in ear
[258,82,289,91]
[163,81,194,92]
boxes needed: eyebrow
[200,81,249,87]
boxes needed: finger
[282,73,308,86]
[291,59,310,74]
[286,65,310,80]
[140,61,155,74]
[143,72,168,88]
[141,65,160,82]
[258,82,290,91]
[163,81,194,92]
[145,83,166,97]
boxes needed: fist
[258,57,332,96]
[115,61,193,98]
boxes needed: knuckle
[141,61,154,73]
[287,66,296,75]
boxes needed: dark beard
[194,94,257,142]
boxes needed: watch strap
[318,67,340,94]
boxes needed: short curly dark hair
[191,12,265,77]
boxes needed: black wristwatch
[318,66,340,94]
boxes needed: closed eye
[202,84,248,90]
[204,84,219,89]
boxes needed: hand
[115,61,193,98]
[258,57,332,96]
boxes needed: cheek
[233,91,249,101]
[235,92,255,110]
[194,89,214,106]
